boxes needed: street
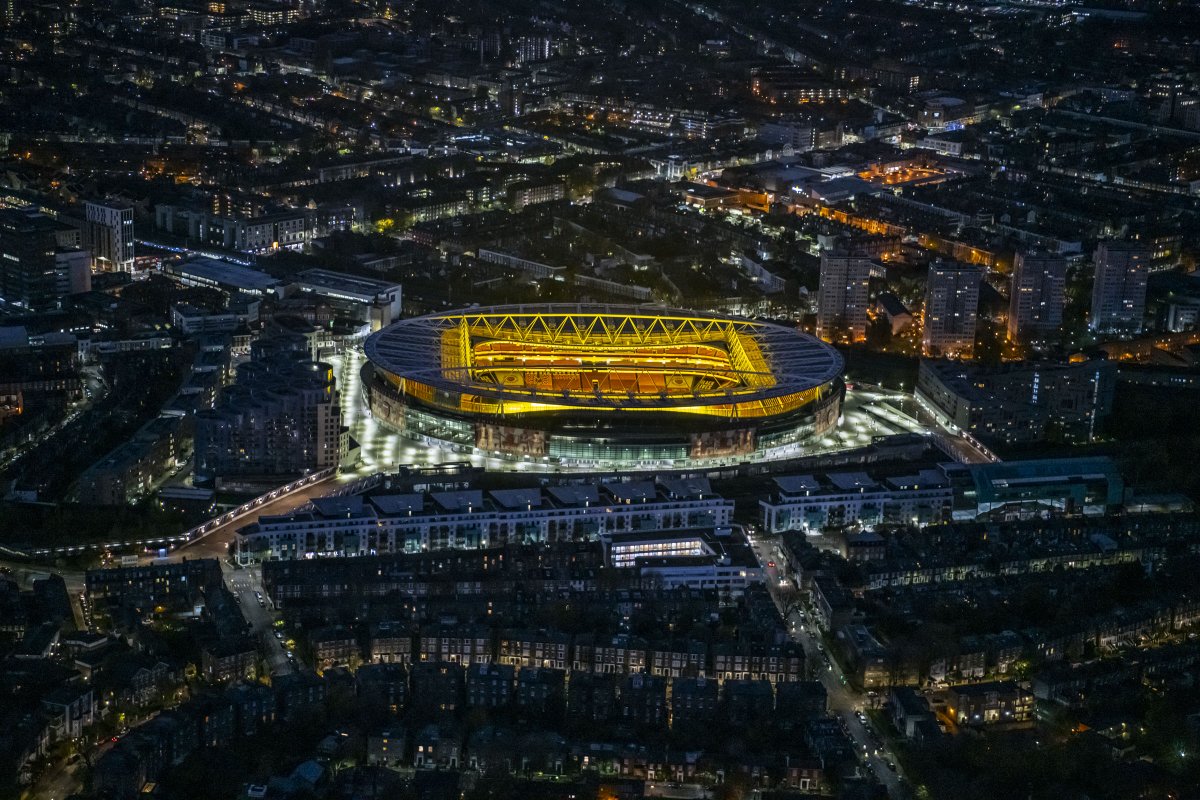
[228,564,294,676]
[164,475,344,563]
[153,475,362,676]
[749,534,908,798]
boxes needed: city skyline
[1,1,1200,800]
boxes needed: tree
[866,315,893,350]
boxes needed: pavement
[332,348,517,473]
[748,534,909,798]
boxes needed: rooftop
[169,257,281,293]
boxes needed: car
[767,561,775,568]
[887,761,897,772]
[274,630,283,639]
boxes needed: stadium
[362,305,845,468]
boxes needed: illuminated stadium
[362,305,845,468]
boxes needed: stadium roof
[364,304,843,414]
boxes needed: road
[748,534,908,798]
[163,475,345,563]
[6,470,345,643]
[228,564,294,676]
[28,738,118,800]
[909,398,998,464]
[153,474,368,676]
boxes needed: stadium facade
[362,305,845,469]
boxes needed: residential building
[418,624,492,666]
[228,683,275,737]
[941,680,1033,727]
[775,681,827,722]
[41,686,96,740]
[889,687,937,740]
[573,635,648,675]
[0,209,86,311]
[922,261,981,358]
[311,627,359,669]
[1008,250,1067,343]
[234,480,732,564]
[916,358,1117,444]
[413,723,462,768]
[815,251,873,343]
[367,729,406,768]
[192,336,345,483]
[760,468,953,534]
[497,630,570,671]
[86,560,223,613]
[155,204,312,255]
[566,673,619,721]
[670,677,718,727]
[201,637,258,684]
[514,667,564,714]
[84,200,134,272]
[723,679,774,724]
[508,180,566,210]
[1090,241,1150,333]
[648,641,707,679]
[76,416,186,505]
[466,663,515,708]
[712,643,804,684]
[356,663,408,713]
[617,673,668,727]
[410,661,464,715]
[273,671,327,722]
[368,622,414,664]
